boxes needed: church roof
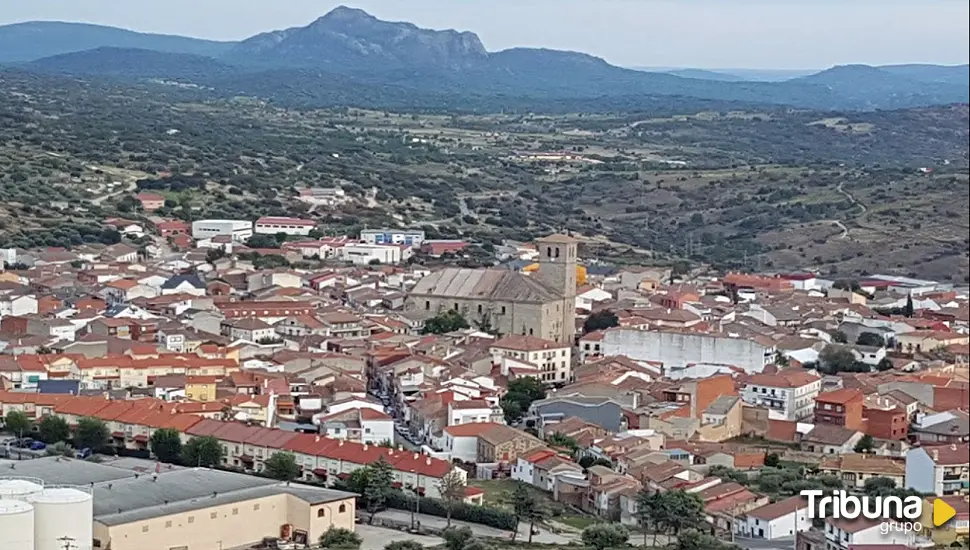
[409,268,563,303]
[537,233,578,244]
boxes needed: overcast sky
[3,0,968,69]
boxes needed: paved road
[733,535,797,550]
[374,509,577,546]
[356,524,442,550]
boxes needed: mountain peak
[314,5,377,25]
[231,7,488,70]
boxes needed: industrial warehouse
[0,456,357,550]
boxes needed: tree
[263,452,301,481]
[149,428,183,464]
[182,435,225,467]
[545,432,578,452]
[363,456,394,523]
[650,490,706,537]
[903,294,914,317]
[854,434,875,454]
[635,487,659,546]
[3,410,32,438]
[581,523,629,550]
[832,330,848,344]
[524,496,550,543]
[318,526,361,549]
[500,377,547,424]
[73,417,109,451]
[676,529,740,550]
[459,540,492,550]
[856,332,885,347]
[819,344,862,374]
[501,483,530,541]
[246,234,281,249]
[764,452,781,468]
[384,542,425,550]
[437,469,467,527]
[876,357,895,371]
[345,466,373,495]
[421,310,470,334]
[441,525,474,550]
[45,441,76,458]
[37,416,70,444]
[583,310,619,334]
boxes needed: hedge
[384,491,517,530]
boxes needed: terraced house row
[0,391,463,498]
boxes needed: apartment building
[906,444,970,496]
[813,388,865,431]
[741,370,821,421]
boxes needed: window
[187,516,194,524]
[453,303,459,310]
[210,512,217,519]
[165,520,172,528]
[232,508,239,516]
[477,304,483,313]
[142,526,149,533]
[253,504,260,511]
[501,306,507,315]
[339,504,347,513]
[425,301,430,310]
[317,509,326,518]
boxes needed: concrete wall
[96,493,354,550]
[601,329,772,373]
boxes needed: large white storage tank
[28,487,95,550]
[0,478,43,499]
[0,499,35,550]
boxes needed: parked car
[29,441,46,451]
[76,447,92,459]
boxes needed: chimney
[362,444,368,451]
[315,435,321,442]
[338,440,344,446]
[413,452,419,460]
[426,457,432,465]
[931,449,939,461]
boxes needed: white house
[447,399,493,426]
[340,243,405,265]
[850,345,887,366]
[905,444,970,496]
[254,217,317,236]
[490,335,573,384]
[160,274,207,296]
[741,370,821,421]
[735,496,811,540]
[191,219,253,242]
[221,318,278,343]
[441,422,501,463]
[0,293,38,319]
[316,407,394,446]
[575,287,613,312]
[823,517,916,549]
[103,280,159,304]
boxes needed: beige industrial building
[407,234,578,343]
[0,456,356,550]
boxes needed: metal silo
[0,477,44,499]
[28,487,95,550]
[0,499,35,550]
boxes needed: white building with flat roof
[341,243,405,265]
[255,217,317,236]
[191,220,253,242]
[360,229,425,247]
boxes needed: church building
[406,234,579,343]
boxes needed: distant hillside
[227,6,488,70]
[794,64,969,109]
[879,63,970,86]
[0,21,235,63]
[656,68,749,82]
[7,8,969,112]
[27,47,241,80]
